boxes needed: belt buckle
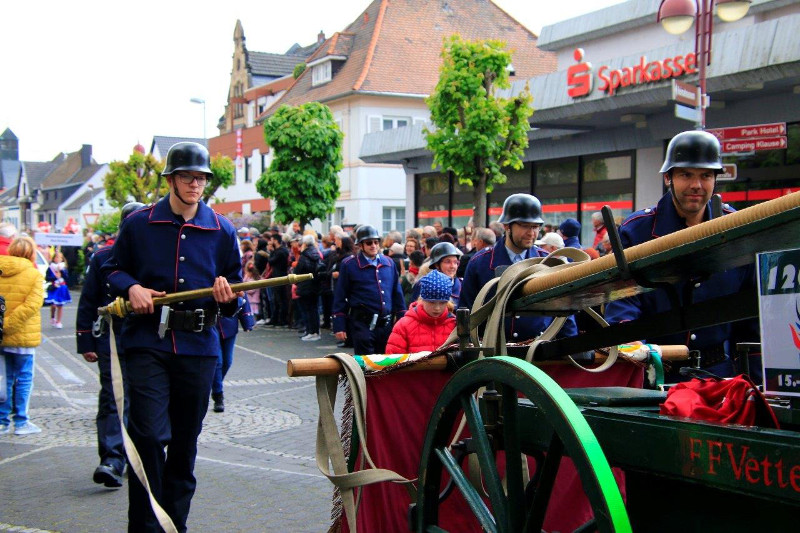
[192,309,205,332]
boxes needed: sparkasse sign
[567,48,697,98]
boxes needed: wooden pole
[286,345,689,377]
[98,273,313,317]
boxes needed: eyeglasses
[361,239,380,246]
[515,223,540,233]
[174,172,208,186]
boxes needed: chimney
[81,144,92,168]
[317,30,325,44]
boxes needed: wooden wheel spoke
[459,393,509,531]
[524,432,564,533]
[500,384,526,531]
[434,446,496,533]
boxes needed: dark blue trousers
[126,349,216,533]
[350,319,392,356]
[96,351,128,473]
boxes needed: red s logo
[567,48,593,98]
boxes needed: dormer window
[312,61,332,86]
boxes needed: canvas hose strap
[316,352,416,533]
[108,318,178,533]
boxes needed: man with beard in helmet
[461,193,578,342]
[605,130,760,381]
[76,201,144,488]
[101,142,242,532]
[333,224,406,355]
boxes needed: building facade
[361,0,800,245]
[208,0,556,233]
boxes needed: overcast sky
[0,0,624,163]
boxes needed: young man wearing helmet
[76,201,144,489]
[410,241,463,306]
[461,193,579,342]
[605,130,759,380]
[101,142,242,531]
[332,224,406,355]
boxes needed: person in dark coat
[267,233,290,327]
[294,234,323,341]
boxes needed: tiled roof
[273,0,556,109]
[41,150,90,188]
[285,40,324,58]
[22,160,59,190]
[62,186,104,211]
[249,51,308,79]
[0,185,19,207]
[150,136,207,159]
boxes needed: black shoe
[93,463,124,488]
[212,392,225,413]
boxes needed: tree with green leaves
[202,154,235,203]
[426,35,534,228]
[257,102,343,227]
[104,150,167,208]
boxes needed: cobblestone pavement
[0,294,349,532]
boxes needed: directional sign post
[707,123,787,141]
[717,164,737,182]
[672,80,701,126]
[722,136,788,154]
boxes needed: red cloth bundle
[660,374,779,428]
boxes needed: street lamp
[190,97,206,144]
[657,0,752,129]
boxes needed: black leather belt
[349,308,391,328]
[168,309,218,332]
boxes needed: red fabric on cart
[340,362,643,533]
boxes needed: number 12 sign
[758,249,800,396]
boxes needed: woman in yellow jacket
[0,236,44,435]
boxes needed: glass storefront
[415,153,635,246]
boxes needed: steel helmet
[497,193,544,225]
[659,131,723,174]
[429,242,463,269]
[355,224,381,244]
[120,202,145,221]
[162,142,212,176]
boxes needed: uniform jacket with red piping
[100,195,242,356]
[460,239,578,341]
[76,245,123,355]
[604,192,758,355]
[332,252,406,333]
[385,301,455,354]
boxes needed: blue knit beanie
[559,218,581,238]
[419,270,452,302]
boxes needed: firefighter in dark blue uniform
[461,193,578,341]
[76,201,144,488]
[604,130,759,380]
[101,142,242,532]
[333,225,406,355]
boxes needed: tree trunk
[472,173,488,228]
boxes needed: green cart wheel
[414,356,631,533]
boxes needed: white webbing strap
[316,352,416,533]
[108,320,178,533]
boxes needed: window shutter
[368,116,382,133]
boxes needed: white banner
[33,232,83,247]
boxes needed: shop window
[382,207,405,235]
[580,154,634,246]
[535,158,579,230]
[416,173,449,227]
[451,179,474,229]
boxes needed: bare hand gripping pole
[97,273,314,318]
